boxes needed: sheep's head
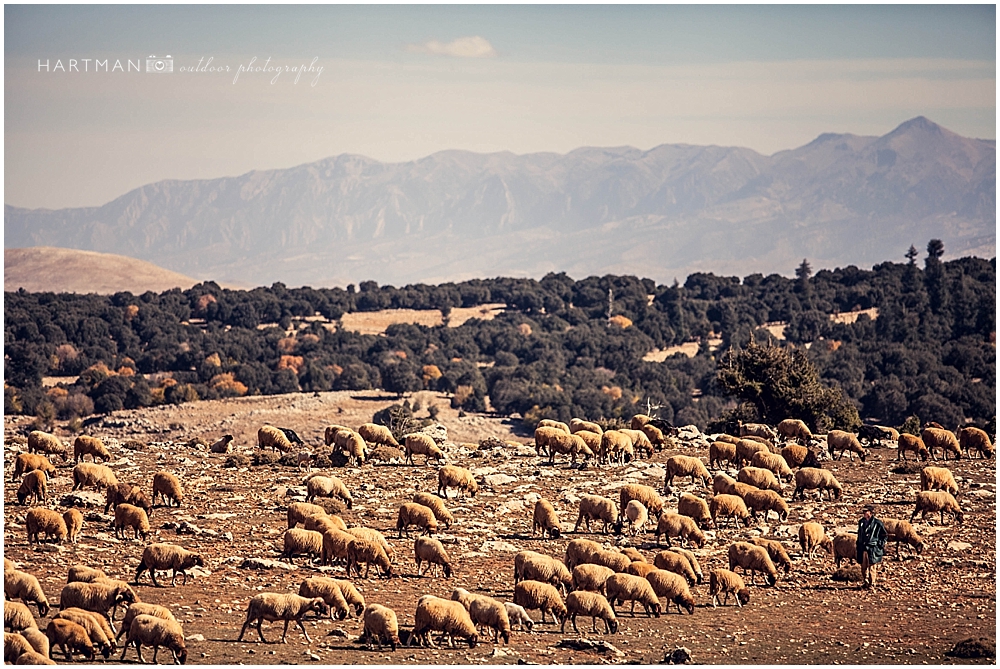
[466,633,479,649]
[37,601,51,617]
[334,605,348,621]
[766,573,778,587]
[442,563,453,579]
[309,598,330,617]
[607,618,620,634]
[736,588,751,605]
[649,602,662,618]
[98,641,113,659]
[859,450,868,463]
[174,645,188,665]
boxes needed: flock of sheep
[3,412,994,664]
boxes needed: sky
[4,4,996,210]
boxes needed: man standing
[857,503,887,589]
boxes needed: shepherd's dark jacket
[857,515,888,564]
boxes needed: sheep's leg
[152,646,160,663]
[280,619,291,643]
[150,568,161,588]
[257,619,268,644]
[297,618,312,643]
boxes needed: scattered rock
[185,634,205,642]
[121,440,147,451]
[418,423,448,444]
[479,540,520,553]
[947,541,973,552]
[946,638,995,659]
[315,498,346,515]
[223,453,250,468]
[484,473,517,487]
[665,646,693,664]
[369,446,404,463]
[555,638,624,656]
[239,558,297,571]
[252,451,281,466]
[479,436,507,450]
[832,565,863,582]
[60,491,105,508]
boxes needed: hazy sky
[5,4,995,210]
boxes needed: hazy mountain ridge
[6,117,994,287]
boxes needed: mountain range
[5,116,995,289]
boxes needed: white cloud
[407,36,496,58]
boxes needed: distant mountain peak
[890,115,947,137]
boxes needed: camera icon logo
[146,55,174,73]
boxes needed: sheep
[858,424,899,445]
[571,564,615,594]
[119,614,187,664]
[297,578,350,620]
[826,430,868,462]
[798,521,834,559]
[104,483,153,517]
[71,462,118,491]
[397,502,439,538]
[116,603,176,642]
[27,431,68,462]
[516,553,573,593]
[626,562,659,578]
[630,414,652,429]
[735,439,770,468]
[412,492,455,530]
[792,467,843,501]
[403,433,446,465]
[897,433,930,462]
[883,519,925,558]
[12,454,55,482]
[504,603,534,632]
[564,538,604,570]
[320,527,358,566]
[209,434,234,454]
[305,474,353,508]
[533,426,563,457]
[645,569,696,615]
[133,543,205,587]
[281,528,325,564]
[513,580,567,625]
[740,422,777,441]
[4,601,36,631]
[324,424,350,446]
[780,444,821,468]
[562,591,618,634]
[619,429,654,459]
[45,619,96,661]
[737,466,784,495]
[152,471,184,507]
[777,418,813,443]
[958,426,994,459]
[4,632,35,663]
[742,489,790,523]
[598,430,633,465]
[362,604,399,651]
[710,494,752,529]
[302,515,348,540]
[922,427,963,461]
[257,425,294,453]
[329,579,366,617]
[4,557,16,571]
[663,455,711,492]
[652,551,697,586]
[573,430,604,459]
[570,418,603,435]
[573,495,618,534]
[237,593,328,643]
[749,538,792,575]
[20,628,49,659]
[620,547,646,563]
[346,537,393,579]
[16,470,46,506]
[450,589,511,644]
[437,465,478,498]
[414,536,453,578]
[911,491,965,525]
[358,422,399,447]
[667,547,704,585]
[24,508,67,545]
[676,493,713,529]
[73,435,112,463]
[750,450,795,482]
[709,569,750,607]
[713,472,738,496]
[546,431,591,465]
[333,428,367,466]
[619,483,664,522]
[113,503,149,541]
[921,466,960,496]
[617,500,646,536]
[409,595,479,649]
[709,440,739,469]
[587,549,632,574]
[67,565,108,584]
[727,542,778,586]
[58,581,137,633]
[53,608,115,658]
[286,501,328,528]
[13,649,55,665]
[641,424,669,450]
[654,513,706,548]
[604,573,661,618]
[525,498,560,538]
[538,419,570,433]
[832,534,857,568]
[346,527,394,560]
[297,579,364,618]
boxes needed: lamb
[450,589,511,644]
[412,492,455,530]
[742,489,790,522]
[305,474,353,508]
[921,466,959,496]
[152,470,184,507]
[604,573,661,618]
[404,433,446,465]
[798,521,833,559]
[362,603,399,651]
[324,425,350,446]
[134,543,205,586]
[737,466,783,494]
[792,468,843,501]
[710,494,752,529]
[71,462,118,491]
[749,538,792,575]
[654,513,706,548]
[20,628,50,659]
[237,593,328,643]
[652,551,697,586]
[16,470,46,506]
[516,553,573,593]
[4,601,36,632]
[58,581,137,633]
[397,502,439,538]
[620,547,646,563]
[297,577,350,620]
[571,564,615,594]
[667,547,704,585]
[750,450,795,482]
[777,418,813,443]
[533,426,564,457]
[24,508,67,545]
[116,603,176,642]
[73,435,112,463]
[358,422,399,447]
[564,538,604,570]
[437,465,479,498]
[286,501,328,528]
[319,527,356,566]
[780,444,821,468]
[958,426,994,459]
[119,614,187,664]
[619,483,664,520]
[882,519,925,557]
[911,491,964,525]
[12,454,55,481]
[709,440,739,469]
[257,425,294,453]
[832,534,857,568]
[570,418,603,435]
[281,528,325,564]
[709,569,750,607]
[67,565,108,584]
[209,434,234,454]
[623,500,649,536]
[735,439,770,468]
[44,620,95,662]
[826,430,868,462]
[663,455,712,491]
[113,504,149,541]
[645,569,696,615]
[573,495,618,534]
[4,632,35,663]
[513,580,567,624]
[346,537,393,579]
[740,422,777,441]
[538,419,571,433]
[504,603,534,632]
[414,536,453,578]
[13,649,56,665]
[27,431,68,462]
[53,608,115,658]
[409,595,479,648]
[563,591,619,634]
[330,579,366,617]
[922,427,962,461]
[600,430,634,465]
[104,483,153,517]
[677,493,713,529]
[727,542,778,586]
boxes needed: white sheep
[113,504,150,541]
[645,569,696,615]
[798,521,834,559]
[735,439,770,468]
[573,495,618,534]
[780,444,820,469]
[883,519,925,557]
[237,593,328,643]
[897,434,930,462]
[116,603,176,642]
[358,422,399,447]
[450,588,511,644]
[58,581,137,634]
[826,430,868,462]
[305,474,354,508]
[604,573,662,618]
[728,542,778,586]
[281,528,325,564]
[437,465,479,498]
[504,603,534,632]
[4,601,37,631]
[749,537,792,575]
[586,549,632,574]
[921,427,962,461]
[564,538,604,570]
[742,488,790,522]
[911,490,964,525]
[133,543,205,587]
[832,533,857,568]
[600,430,634,465]
[20,628,50,660]
[667,547,704,585]
[737,466,783,494]
[63,509,83,544]
[362,603,399,651]
[53,608,115,659]
[25,508,67,545]
[546,431,591,465]
[958,426,994,459]
[652,551,697,586]
[513,580,567,624]
[414,536,453,578]
[67,565,108,584]
[320,527,357,566]
[346,537,393,579]
[73,435,112,463]
[620,546,646,563]
[532,498,562,538]
[27,431,68,462]
[286,501,327,528]
[624,500,649,536]
[5,570,51,617]
[570,418,603,435]
[664,455,712,491]
[538,419,571,433]
[740,422,777,440]
[409,595,479,648]
[119,613,187,664]
[563,591,619,634]
[792,468,843,501]
[750,450,795,482]
[920,466,959,496]
[12,453,55,482]
[44,620,95,661]
[676,493,713,529]
[619,483,664,520]
[709,568,750,607]
[515,553,573,593]
[333,428,367,466]
[777,419,813,443]
[709,439,739,469]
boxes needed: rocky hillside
[5,247,199,294]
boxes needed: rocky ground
[4,390,996,665]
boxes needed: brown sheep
[25,508,67,544]
[826,430,867,462]
[780,444,820,469]
[73,435,112,463]
[151,471,183,507]
[897,434,930,462]
[16,471,46,506]
[532,498,562,538]
[958,427,994,459]
[777,419,813,444]
[12,453,55,482]
[921,427,962,461]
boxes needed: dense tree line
[4,241,994,434]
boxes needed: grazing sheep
[397,503,438,538]
[626,562,659,578]
[538,419,571,433]
[4,632,35,663]
[45,620,95,662]
[586,549,632,574]
[412,492,455,530]
[896,434,930,462]
[641,424,668,450]
[297,578,350,620]
[209,434,234,454]
[740,422,777,441]
[780,444,820,469]
[450,589,511,644]
[286,501,327,529]
[654,513,706,548]
[749,538,792,575]
[4,557,16,571]
[516,553,573,593]
[53,609,115,658]
[104,483,153,517]
[750,451,795,482]
[358,422,399,447]
[737,466,783,494]
[152,471,184,507]
[257,425,294,453]
[883,519,925,558]
[563,591,618,634]
[533,426,563,457]
[667,547,704,585]
[27,431,68,462]
[119,614,187,664]
[798,522,834,559]
[281,528,325,565]
[513,581,567,625]
[116,604,176,642]
[709,440,739,469]
[709,569,750,607]
[911,491,964,525]
[13,649,55,665]
[620,547,646,562]
[414,536,453,578]
[531,498,562,538]
[67,565,108,584]
[793,468,843,501]
[604,574,661,618]
[630,414,652,430]
[16,471,46,506]
[645,569,695,615]
[742,489,790,522]
[237,593,328,643]
[564,539,604,570]
[134,543,205,587]
[600,430,634,465]
[437,465,478,499]
[652,551,697,586]
[504,603,534,632]
[573,430,603,459]
[619,483,664,521]
[777,419,813,443]
[623,500,649,536]
[12,454,55,482]
[922,427,963,461]
[664,455,712,491]
[20,628,49,659]
[59,581,137,633]
[713,473,739,496]
[71,462,118,491]
[346,527,394,560]
[113,503,149,540]
[727,542,778,586]
[958,426,994,459]
[570,418,603,435]
[409,595,479,649]
[571,564,615,594]
[548,431,592,465]
[404,433,446,466]
[73,435,112,463]
[4,601,37,632]
[827,430,868,462]
[323,424,351,446]
[574,495,618,534]
[346,538,393,579]
[676,493,713,529]
[362,603,399,651]
[24,508,67,545]
[833,534,857,568]
[305,474,353,508]
[735,439,770,468]
[921,466,960,496]
[618,429,654,459]
[333,429,367,466]
[320,527,357,566]
[305,513,349,537]
[710,494,752,529]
